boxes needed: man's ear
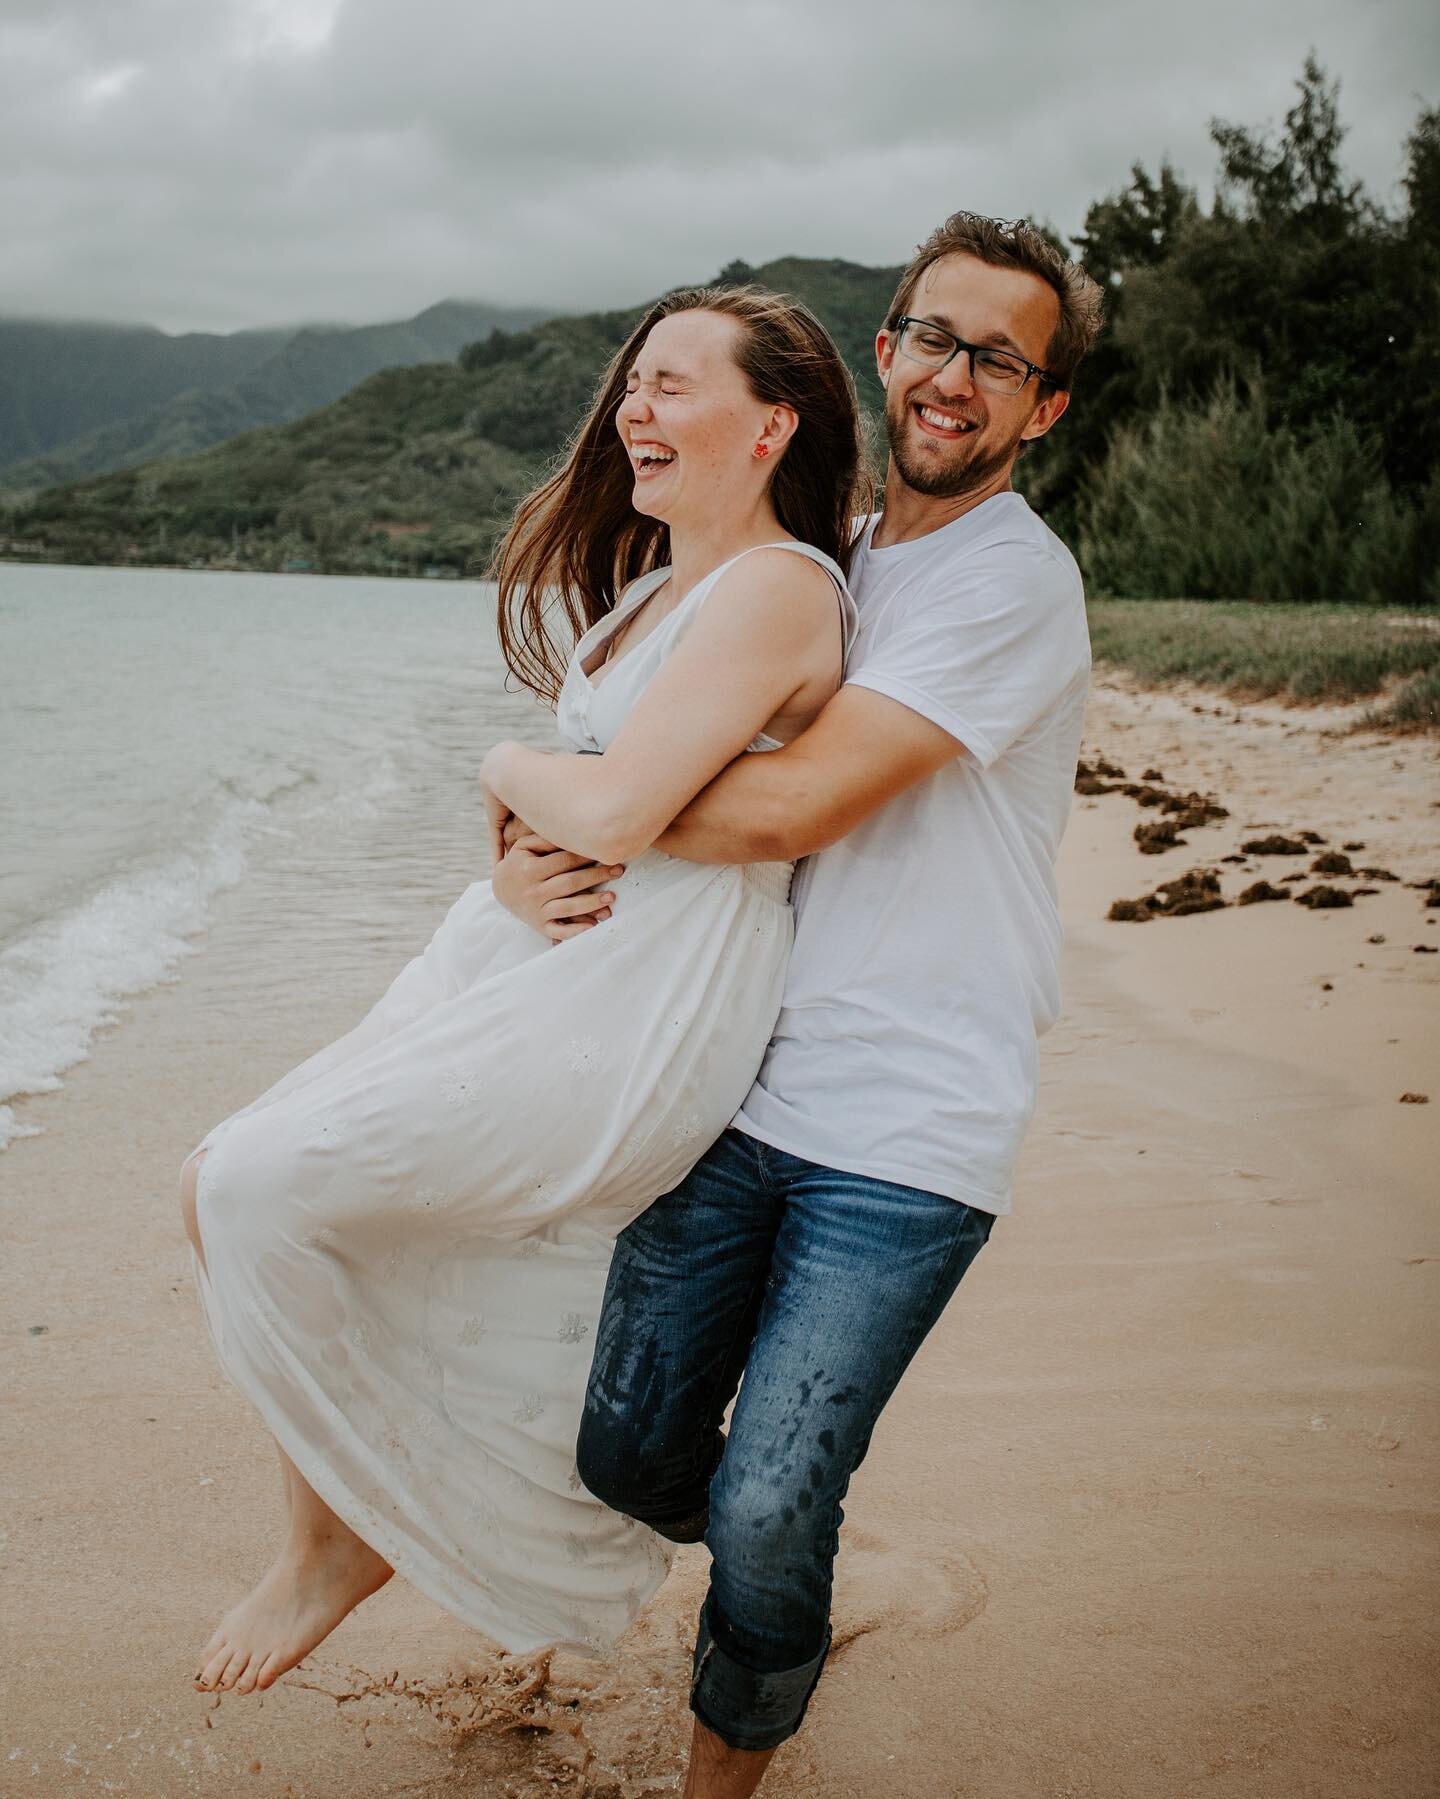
[1020,386,1069,443]
[874,327,895,388]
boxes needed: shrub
[1078,380,1437,604]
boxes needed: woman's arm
[481,551,842,864]
[655,684,967,863]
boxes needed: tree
[1210,53,1370,230]
[1020,163,1199,528]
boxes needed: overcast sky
[2,0,1435,335]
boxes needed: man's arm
[656,684,965,865]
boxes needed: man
[493,212,1103,1798]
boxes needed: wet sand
[2,675,1436,1796]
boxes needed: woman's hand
[480,780,512,868]
[479,742,525,867]
[491,836,626,943]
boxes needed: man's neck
[869,463,1014,549]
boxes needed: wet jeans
[577,1128,996,1752]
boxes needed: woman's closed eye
[624,377,685,396]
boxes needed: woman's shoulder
[692,541,856,654]
[704,541,844,605]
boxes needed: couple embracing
[180,210,1102,1796]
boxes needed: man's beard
[884,392,1022,499]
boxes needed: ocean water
[0,563,552,1150]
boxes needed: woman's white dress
[190,540,857,1656]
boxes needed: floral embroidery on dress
[514,1235,544,1260]
[669,1111,704,1148]
[562,1532,588,1564]
[557,1311,590,1345]
[467,1495,501,1536]
[567,1460,584,1494]
[459,1314,487,1346]
[349,1320,373,1351]
[518,1170,561,1214]
[304,1107,346,1149]
[404,1184,452,1215]
[241,1293,280,1329]
[440,1065,483,1108]
[564,1035,608,1076]
[512,1392,545,1425]
[618,1127,650,1163]
[415,1339,443,1382]
[301,1223,339,1249]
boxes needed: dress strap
[576,565,672,678]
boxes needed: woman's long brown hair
[490,285,869,704]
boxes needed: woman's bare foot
[194,1533,393,1695]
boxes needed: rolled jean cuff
[688,1596,832,1753]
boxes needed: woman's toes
[195,1644,230,1691]
[233,1654,264,1696]
[253,1651,284,1691]
[215,1646,249,1691]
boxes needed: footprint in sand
[828,1523,988,1655]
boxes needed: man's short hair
[885,212,1104,389]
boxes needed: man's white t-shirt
[733,490,1091,1216]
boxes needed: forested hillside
[1,260,898,578]
[0,299,553,492]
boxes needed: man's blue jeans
[577,1128,996,1753]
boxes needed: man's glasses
[892,316,1064,396]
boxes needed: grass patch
[1087,600,1440,728]
[1359,669,1440,732]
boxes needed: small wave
[295,748,402,824]
[219,765,320,806]
[0,795,266,1150]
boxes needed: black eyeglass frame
[891,315,1067,394]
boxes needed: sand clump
[1242,834,1309,856]
[1108,867,1227,922]
[1293,885,1356,909]
[1238,881,1290,905]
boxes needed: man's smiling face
[878,251,1067,501]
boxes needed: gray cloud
[0,0,1433,332]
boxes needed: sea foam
[0,793,270,1150]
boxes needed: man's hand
[492,832,626,943]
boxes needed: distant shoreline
[6,559,1434,731]
[0,551,476,582]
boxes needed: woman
[180,285,868,1697]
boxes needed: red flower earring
[753,443,770,458]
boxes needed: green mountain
[1,258,900,578]
[0,319,289,468]
[0,300,554,493]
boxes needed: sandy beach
[2,674,1436,1798]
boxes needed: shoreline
[1,676,1436,1795]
